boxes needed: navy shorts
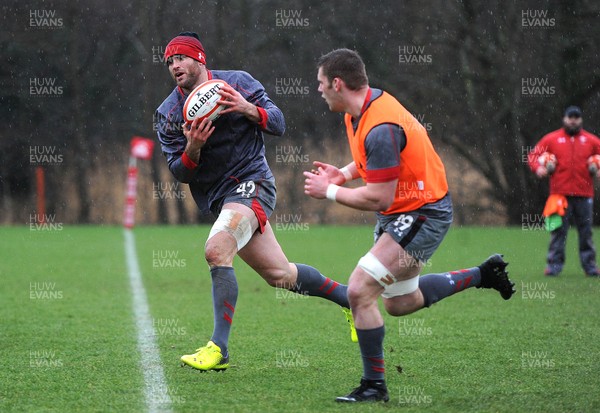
[212,178,277,234]
[374,193,453,263]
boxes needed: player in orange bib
[304,49,516,403]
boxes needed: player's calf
[256,264,293,288]
[382,290,423,316]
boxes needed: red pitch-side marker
[36,166,46,224]
[124,136,154,229]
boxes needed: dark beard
[564,125,581,136]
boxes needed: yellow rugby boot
[180,341,229,371]
[342,308,358,343]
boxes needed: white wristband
[326,184,340,201]
[340,166,353,183]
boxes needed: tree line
[2,0,599,225]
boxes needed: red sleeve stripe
[182,152,198,170]
[365,166,400,183]
[256,106,268,130]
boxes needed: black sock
[356,325,385,381]
[291,263,349,308]
[209,266,238,354]
[419,267,481,307]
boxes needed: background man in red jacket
[529,106,600,277]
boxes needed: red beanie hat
[164,35,206,64]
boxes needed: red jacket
[528,128,600,197]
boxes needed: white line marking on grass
[124,229,172,413]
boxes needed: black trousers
[547,196,597,274]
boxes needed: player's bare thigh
[370,232,422,280]
[221,202,260,228]
[237,221,297,287]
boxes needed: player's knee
[204,237,234,267]
[347,282,369,308]
[204,244,225,267]
[347,287,361,307]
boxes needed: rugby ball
[538,152,557,174]
[588,155,600,174]
[183,79,228,123]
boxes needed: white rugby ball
[538,152,557,174]
[183,79,228,123]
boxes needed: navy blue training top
[155,70,285,214]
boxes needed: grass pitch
[1,225,599,412]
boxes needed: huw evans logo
[399,318,432,336]
[398,386,432,405]
[397,181,433,201]
[29,214,63,231]
[521,350,555,368]
[275,145,309,163]
[29,78,64,97]
[398,45,432,65]
[521,145,549,163]
[521,214,545,231]
[152,46,167,65]
[152,250,187,269]
[275,9,309,28]
[153,182,187,200]
[521,282,556,300]
[29,350,63,367]
[275,78,309,97]
[30,282,63,300]
[29,10,63,28]
[275,214,309,231]
[152,318,187,336]
[522,10,555,27]
[521,77,555,97]
[30,146,63,165]
[275,349,309,367]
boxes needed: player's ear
[332,77,343,92]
